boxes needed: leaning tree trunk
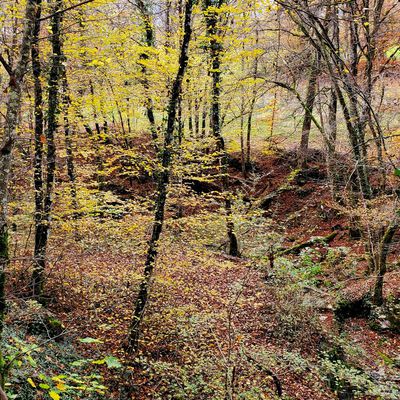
[204,0,239,257]
[31,0,63,299]
[127,0,195,354]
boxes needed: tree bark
[127,0,195,354]
[298,52,319,168]
[31,0,63,299]
[135,0,158,150]
[61,71,78,211]
[0,0,37,334]
[245,29,259,170]
[372,221,398,306]
[204,0,239,257]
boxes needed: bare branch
[39,0,95,21]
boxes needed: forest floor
[6,148,400,399]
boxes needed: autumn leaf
[27,378,36,388]
[78,337,103,344]
[49,391,60,400]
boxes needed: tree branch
[39,0,95,21]
[0,54,13,76]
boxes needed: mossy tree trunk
[31,0,63,299]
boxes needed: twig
[39,0,95,21]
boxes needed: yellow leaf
[56,382,67,391]
[49,391,60,400]
[27,378,36,388]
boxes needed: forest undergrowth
[4,151,399,400]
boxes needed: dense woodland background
[0,0,399,399]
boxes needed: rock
[369,298,400,333]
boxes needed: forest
[0,0,399,399]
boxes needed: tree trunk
[135,0,158,150]
[245,29,259,170]
[31,0,46,298]
[205,0,239,257]
[326,87,340,199]
[298,53,319,168]
[246,98,255,170]
[188,93,194,136]
[201,82,208,137]
[325,5,340,200]
[372,222,398,306]
[194,96,200,136]
[0,0,37,334]
[127,0,194,354]
[240,101,246,178]
[61,72,78,211]
[31,0,63,299]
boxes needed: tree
[127,0,196,354]
[0,0,38,333]
[31,0,64,299]
[204,0,239,257]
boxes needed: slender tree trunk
[188,93,194,136]
[85,82,106,191]
[177,89,184,143]
[194,96,200,136]
[240,101,246,178]
[31,0,63,299]
[31,0,46,297]
[240,39,246,177]
[107,80,128,147]
[0,0,37,335]
[201,82,208,137]
[89,80,102,138]
[61,72,78,211]
[326,87,339,198]
[126,98,132,135]
[205,0,239,257]
[298,53,319,168]
[325,5,340,199]
[372,221,398,306]
[165,0,172,47]
[245,29,259,170]
[127,0,194,354]
[269,9,281,138]
[246,98,255,170]
[135,0,158,150]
